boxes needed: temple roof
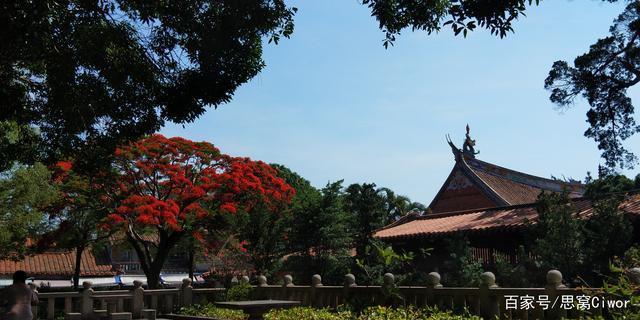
[427,128,585,213]
[374,193,640,240]
[461,156,585,205]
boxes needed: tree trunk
[188,240,195,280]
[73,245,85,289]
[126,230,183,289]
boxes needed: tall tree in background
[104,135,294,288]
[0,0,296,167]
[44,161,115,288]
[286,180,352,284]
[546,1,640,170]
[234,164,318,277]
[378,187,426,222]
[0,163,58,260]
[345,183,425,262]
[345,183,387,260]
[531,192,586,283]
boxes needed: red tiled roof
[375,194,640,240]
[428,141,585,213]
[0,248,114,278]
[465,157,585,205]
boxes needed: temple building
[373,126,640,266]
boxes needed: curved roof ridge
[458,155,510,205]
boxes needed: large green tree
[345,183,424,262]
[286,180,352,284]
[1,0,295,167]
[546,1,640,170]
[0,163,58,260]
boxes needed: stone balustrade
[30,268,640,320]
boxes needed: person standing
[0,271,38,320]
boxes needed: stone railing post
[425,272,442,306]
[81,281,94,319]
[342,274,356,305]
[29,283,38,320]
[283,274,294,287]
[282,275,293,301]
[257,275,268,287]
[310,274,322,306]
[255,275,268,300]
[628,267,640,284]
[382,273,396,305]
[132,280,145,318]
[545,270,566,320]
[479,272,499,319]
[181,278,193,307]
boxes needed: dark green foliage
[263,306,483,320]
[440,236,483,287]
[530,188,634,285]
[1,0,296,167]
[361,0,540,47]
[235,201,288,277]
[178,303,247,320]
[0,121,42,171]
[265,307,349,320]
[345,183,424,265]
[531,192,586,282]
[226,281,254,301]
[620,245,640,268]
[584,172,640,198]
[492,246,532,287]
[0,163,58,260]
[545,2,640,170]
[345,183,388,261]
[354,240,415,285]
[584,197,633,277]
[285,180,352,284]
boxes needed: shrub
[265,307,351,320]
[177,303,247,320]
[358,306,482,320]
[226,281,253,301]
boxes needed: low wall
[31,268,640,320]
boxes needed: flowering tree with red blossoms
[104,135,294,288]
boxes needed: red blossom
[103,134,294,250]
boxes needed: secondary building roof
[0,248,114,279]
[375,193,640,240]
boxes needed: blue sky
[161,0,639,204]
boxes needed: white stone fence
[31,268,640,320]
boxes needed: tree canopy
[0,163,58,260]
[362,0,540,48]
[103,135,294,288]
[1,0,296,166]
[546,1,640,170]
